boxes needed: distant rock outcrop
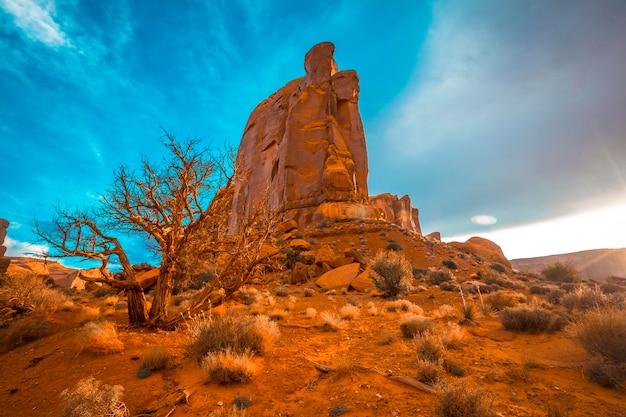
[0,218,8,257]
[512,248,626,282]
[369,193,421,234]
[449,236,511,269]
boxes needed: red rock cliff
[369,193,421,234]
[229,42,378,232]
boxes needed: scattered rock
[315,263,360,289]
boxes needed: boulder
[288,239,313,252]
[328,256,355,269]
[276,219,298,235]
[315,262,361,289]
[350,266,376,292]
[315,245,336,265]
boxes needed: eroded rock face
[229,42,377,232]
[449,236,511,269]
[0,218,8,257]
[369,193,421,234]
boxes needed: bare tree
[34,208,149,326]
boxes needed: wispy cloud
[0,0,70,47]
[4,236,48,257]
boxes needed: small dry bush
[560,286,609,311]
[429,270,454,285]
[583,354,626,388]
[274,285,289,297]
[0,273,68,323]
[438,323,466,349]
[269,308,287,321]
[186,312,279,359]
[400,314,433,338]
[319,311,345,332]
[541,262,581,283]
[340,304,360,320]
[80,321,124,354]
[416,358,444,386]
[366,301,379,316]
[433,304,456,319]
[378,332,395,345]
[485,291,520,311]
[414,331,446,363]
[433,382,495,417]
[370,251,412,298]
[500,306,566,333]
[61,377,128,417]
[0,312,53,353]
[208,406,248,417]
[78,307,101,323]
[237,286,259,305]
[141,346,171,371]
[103,296,119,306]
[200,348,256,384]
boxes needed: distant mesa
[228,42,420,234]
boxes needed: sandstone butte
[228,42,421,234]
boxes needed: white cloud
[4,236,49,257]
[444,202,626,259]
[0,0,70,47]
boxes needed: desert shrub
[186,312,279,359]
[0,273,67,323]
[318,311,344,332]
[201,348,256,384]
[529,285,551,295]
[412,267,429,278]
[600,282,625,294]
[400,314,433,338]
[547,288,566,304]
[282,248,304,269]
[477,270,504,286]
[433,304,456,319]
[303,288,314,297]
[489,263,507,273]
[187,268,219,290]
[442,259,458,270]
[141,346,171,371]
[269,309,286,321]
[416,358,444,385]
[414,331,446,363]
[78,307,101,323]
[560,282,579,293]
[0,312,53,353]
[583,355,626,388]
[237,287,259,305]
[345,295,359,306]
[386,240,403,251]
[80,321,124,354]
[370,251,412,298]
[485,291,520,311]
[574,307,626,364]
[233,395,251,409]
[61,377,128,417]
[499,306,566,333]
[366,301,378,316]
[92,286,117,298]
[560,286,610,311]
[340,304,360,320]
[274,285,289,297]
[434,382,495,417]
[429,270,454,285]
[541,263,581,283]
[329,404,350,416]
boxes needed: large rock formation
[369,193,421,234]
[0,218,8,257]
[229,42,379,232]
[448,236,511,269]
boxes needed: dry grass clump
[434,381,495,417]
[186,312,279,359]
[0,312,53,353]
[416,358,445,386]
[414,331,446,363]
[370,251,412,298]
[541,262,581,283]
[318,311,345,332]
[269,309,287,321]
[499,306,566,333]
[438,323,467,349]
[0,273,68,324]
[303,288,315,297]
[78,307,101,323]
[79,321,124,354]
[400,314,433,338]
[208,406,248,417]
[574,307,626,387]
[60,377,129,417]
[200,348,256,384]
[560,286,617,311]
[433,304,456,319]
[340,304,360,320]
[141,346,171,371]
[378,332,395,345]
[274,285,289,297]
[237,286,259,305]
[485,291,520,311]
[429,270,454,285]
[102,296,119,306]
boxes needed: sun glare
[445,202,626,259]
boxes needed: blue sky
[1,0,625,265]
